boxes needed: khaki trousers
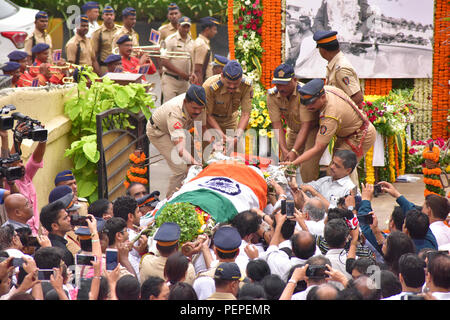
[334,122,377,187]
[286,126,320,183]
[161,74,189,104]
[148,131,188,199]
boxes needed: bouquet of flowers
[154,202,216,244]
[363,89,416,138]
[248,85,273,138]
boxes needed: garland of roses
[431,0,449,140]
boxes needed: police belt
[164,72,182,81]
[212,113,228,118]
[337,120,369,140]
[149,116,160,130]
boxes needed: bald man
[1,193,34,231]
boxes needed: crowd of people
[0,1,449,302]
[0,146,448,301]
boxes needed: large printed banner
[285,0,434,78]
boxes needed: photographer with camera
[2,110,48,236]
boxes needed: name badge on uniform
[216,101,224,104]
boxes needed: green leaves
[63,68,156,202]
[156,202,201,244]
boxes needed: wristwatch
[291,148,299,156]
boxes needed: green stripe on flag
[155,189,239,223]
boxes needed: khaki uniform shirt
[24,29,53,58]
[206,292,237,300]
[162,31,194,75]
[112,26,140,50]
[146,93,207,141]
[316,86,367,146]
[326,51,361,98]
[65,33,95,66]
[193,34,213,79]
[267,82,319,133]
[159,23,178,42]
[91,24,120,63]
[139,252,196,284]
[203,74,253,130]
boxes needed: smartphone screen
[286,200,295,217]
[38,269,54,282]
[12,257,24,267]
[76,254,97,266]
[106,249,118,271]
[280,199,287,215]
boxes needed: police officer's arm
[291,120,314,154]
[173,137,201,165]
[272,120,289,158]
[289,117,337,166]
[235,85,253,136]
[193,45,208,83]
[65,42,76,64]
[204,86,228,140]
[336,68,364,107]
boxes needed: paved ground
[371,174,425,230]
[149,154,426,231]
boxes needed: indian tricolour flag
[153,161,268,223]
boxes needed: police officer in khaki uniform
[211,54,228,76]
[161,16,196,103]
[54,170,90,217]
[284,79,376,186]
[193,225,246,300]
[91,5,119,75]
[24,11,53,61]
[313,30,364,108]
[112,8,140,51]
[267,64,321,183]
[203,60,253,149]
[66,15,100,72]
[146,85,208,198]
[140,222,196,284]
[158,3,182,42]
[193,17,219,84]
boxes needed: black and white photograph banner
[285,0,434,78]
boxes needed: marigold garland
[388,136,396,183]
[227,0,236,60]
[261,0,282,89]
[422,144,445,197]
[363,79,392,96]
[365,146,375,184]
[124,149,148,189]
[431,0,449,140]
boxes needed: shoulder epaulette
[210,80,223,91]
[268,87,278,95]
[241,76,252,86]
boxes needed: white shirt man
[301,150,359,209]
[429,221,450,248]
